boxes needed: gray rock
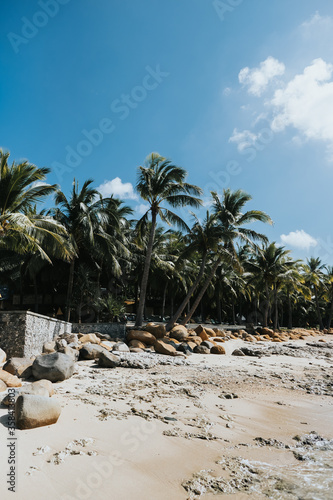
[32,379,54,396]
[43,341,56,354]
[232,349,245,356]
[55,339,68,350]
[194,345,210,355]
[79,343,107,360]
[3,357,35,378]
[59,333,78,344]
[201,341,215,350]
[112,342,130,353]
[98,351,120,368]
[93,332,112,341]
[32,353,74,382]
[177,343,193,355]
[2,384,50,406]
[0,348,7,364]
[15,394,61,429]
[58,346,79,361]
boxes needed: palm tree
[166,211,220,330]
[0,150,72,263]
[181,188,272,325]
[134,153,202,327]
[303,257,326,330]
[325,266,333,329]
[52,179,120,322]
[247,243,296,329]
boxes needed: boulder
[98,351,120,368]
[126,330,156,346]
[55,338,67,350]
[232,349,245,356]
[99,341,115,351]
[32,379,54,396]
[193,345,210,354]
[79,333,100,344]
[128,340,146,349]
[93,332,112,341]
[3,357,34,378]
[15,394,61,430]
[144,323,166,339]
[32,353,74,382]
[0,380,7,392]
[214,337,225,343]
[213,328,225,337]
[43,341,56,354]
[129,347,144,353]
[194,324,205,335]
[2,384,50,406]
[0,369,22,387]
[154,340,176,356]
[58,333,78,344]
[112,342,130,353]
[60,346,79,361]
[201,340,216,350]
[259,327,274,337]
[210,345,226,355]
[0,348,7,364]
[191,336,203,345]
[79,343,107,360]
[187,341,197,350]
[164,339,179,349]
[205,327,216,337]
[198,329,210,341]
[173,352,186,358]
[177,343,193,355]
[170,325,188,341]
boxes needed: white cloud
[223,87,232,96]
[135,203,150,215]
[301,11,333,30]
[280,230,318,250]
[270,58,333,152]
[96,177,138,200]
[229,128,260,151]
[239,56,285,96]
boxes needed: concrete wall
[72,322,126,340]
[0,311,71,358]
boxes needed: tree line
[0,150,332,331]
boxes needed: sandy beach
[1,334,333,500]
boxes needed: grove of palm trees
[1,149,332,332]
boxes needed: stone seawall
[72,322,126,340]
[0,311,71,358]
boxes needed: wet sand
[1,335,333,500]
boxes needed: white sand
[1,335,333,500]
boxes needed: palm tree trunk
[232,302,236,325]
[288,291,292,329]
[263,283,269,327]
[217,293,222,324]
[166,253,207,331]
[314,286,324,330]
[161,282,167,321]
[327,286,333,329]
[66,259,75,322]
[135,211,157,327]
[180,256,221,325]
[273,283,278,330]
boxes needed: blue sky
[2,0,333,263]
